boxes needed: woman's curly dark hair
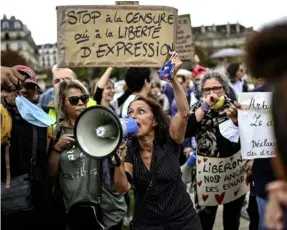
[245,19,287,175]
[127,96,170,145]
[245,20,287,82]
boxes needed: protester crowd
[1,18,287,230]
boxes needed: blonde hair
[55,80,89,121]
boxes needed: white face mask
[16,96,56,127]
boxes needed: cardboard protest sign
[56,5,177,67]
[196,152,248,206]
[238,92,275,159]
[176,14,194,61]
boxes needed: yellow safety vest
[0,104,12,144]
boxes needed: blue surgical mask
[16,96,56,127]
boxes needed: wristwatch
[201,102,210,112]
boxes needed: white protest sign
[196,152,248,206]
[238,92,275,159]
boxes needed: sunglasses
[68,95,89,105]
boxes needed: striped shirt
[125,136,202,230]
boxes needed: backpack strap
[29,126,38,177]
[0,104,12,145]
[47,125,54,154]
[5,145,11,188]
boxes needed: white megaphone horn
[74,105,138,161]
[181,152,196,184]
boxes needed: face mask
[210,95,225,110]
[16,96,56,127]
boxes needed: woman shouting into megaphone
[114,52,202,230]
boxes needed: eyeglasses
[202,86,223,95]
[68,95,89,105]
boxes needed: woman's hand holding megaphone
[54,134,75,152]
[116,142,127,164]
[226,101,243,126]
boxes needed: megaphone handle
[110,154,121,167]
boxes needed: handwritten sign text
[57,5,177,67]
[238,92,275,159]
[196,152,248,206]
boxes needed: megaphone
[181,152,196,184]
[74,105,138,160]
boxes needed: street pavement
[213,205,249,230]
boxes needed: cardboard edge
[56,6,68,67]
[56,5,178,11]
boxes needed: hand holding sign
[226,101,243,126]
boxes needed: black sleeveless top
[125,136,202,230]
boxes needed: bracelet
[201,102,210,112]
[53,146,61,153]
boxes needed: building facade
[1,15,39,69]
[37,43,57,70]
[192,22,254,56]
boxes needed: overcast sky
[1,0,287,45]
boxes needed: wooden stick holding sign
[56,5,177,68]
